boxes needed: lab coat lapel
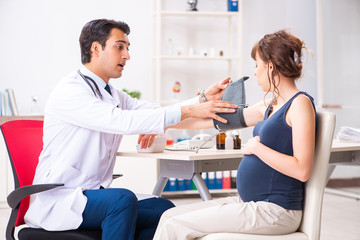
[101,84,121,107]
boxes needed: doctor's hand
[138,134,157,149]
[242,136,261,155]
[181,100,237,123]
[201,77,232,102]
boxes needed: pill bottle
[216,132,226,150]
[233,130,241,149]
[225,131,234,150]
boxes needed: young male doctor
[24,19,237,240]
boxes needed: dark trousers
[79,188,175,240]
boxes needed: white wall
[239,0,318,142]
[241,0,318,104]
[0,0,152,114]
[320,0,360,178]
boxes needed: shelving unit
[147,0,243,197]
[161,188,238,198]
[150,0,243,104]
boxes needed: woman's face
[254,52,272,92]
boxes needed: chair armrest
[112,174,123,179]
[7,183,64,208]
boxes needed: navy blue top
[237,91,315,210]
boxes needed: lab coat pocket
[49,164,91,188]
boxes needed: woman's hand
[202,77,232,102]
[242,136,261,155]
[181,100,237,123]
[138,134,157,149]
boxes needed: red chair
[1,120,102,240]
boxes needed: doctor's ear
[91,42,102,57]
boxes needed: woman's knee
[159,205,178,221]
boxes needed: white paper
[337,126,360,142]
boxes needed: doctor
[24,19,237,240]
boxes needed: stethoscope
[77,70,103,99]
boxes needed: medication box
[227,0,238,12]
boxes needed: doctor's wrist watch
[200,90,208,102]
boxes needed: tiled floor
[1,188,359,239]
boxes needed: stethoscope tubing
[77,70,103,99]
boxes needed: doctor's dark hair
[251,29,304,100]
[79,19,130,64]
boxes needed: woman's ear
[268,60,274,71]
[267,60,274,76]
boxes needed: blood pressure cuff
[213,76,249,131]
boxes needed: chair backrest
[1,120,44,226]
[299,110,336,240]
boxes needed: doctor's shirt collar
[79,65,107,89]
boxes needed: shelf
[161,189,238,198]
[159,11,239,18]
[151,0,242,103]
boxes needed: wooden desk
[117,149,243,201]
[117,141,360,201]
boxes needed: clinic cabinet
[150,0,243,105]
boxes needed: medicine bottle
[225,131,234,150]
[233,130,241,149]
[216,132,226,150]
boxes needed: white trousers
[153,196,302,240]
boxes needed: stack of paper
[337,126,360,142]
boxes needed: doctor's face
[97,28,130,82]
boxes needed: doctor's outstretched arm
[138,100,236,148]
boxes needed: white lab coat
[24,67,195,231]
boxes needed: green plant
[122,89,141,99]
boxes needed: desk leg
[325,164,360,200]
[152,176,168,197]
[326,164,336,183]
[192,173,212,201]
